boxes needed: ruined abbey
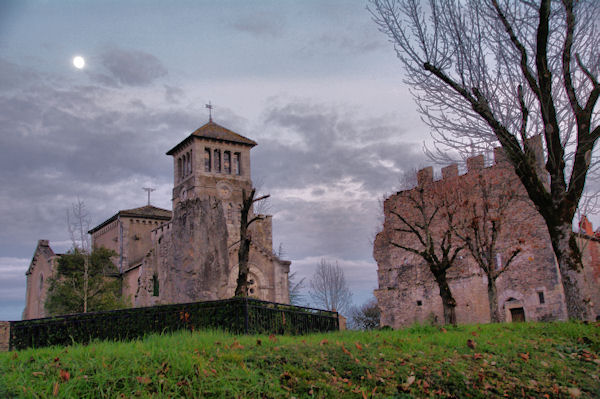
[374,136,600,327]
[22,120,291,319]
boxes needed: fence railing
[8,298,339,351]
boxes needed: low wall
[4,298,339,351]
[0,321,9,351]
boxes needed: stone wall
[0,321,9,351]
[375,141,570,327]
[134,196,230,306]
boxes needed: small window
[204,148,211,172]
[416,300,422,306]
[538,291,545,304]
[152,274,159,297]
[224,151,231,174]
[214,149,221,173]
[233,153,241,175]
[227,203,233,223]
[495,253,502,271]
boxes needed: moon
[72,56,85,69]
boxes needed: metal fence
[9,298,339,350]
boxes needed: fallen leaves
[398,375,416,392]
[518,352,529,362]
[136,376,152,384]
[53,381,59,396]
[467,339,477,349]
[59,369,70,382]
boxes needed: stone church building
[374,137,600,327]
[23,120,291,319]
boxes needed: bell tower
[166,120,257,234]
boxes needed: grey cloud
[0,66,204,257]
[164,84,185,104]
[96,47,168,87]
[252,101,425,193]
[232,14,284,37]
[0,59,39,90]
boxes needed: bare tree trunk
[83,256,89,313]
[487,277,501,323]
[235,189,269,297]
[549,223,591,320]
[432,268,456,326]
[235,190,253,297]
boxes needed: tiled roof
[88,205,172,234]
[166,121,256,155]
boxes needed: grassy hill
[1,321,598,398]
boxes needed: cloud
[93,47,168,87]
[231,14,285,37]
[0,61,201,257]
[0,257,29,319]
[253,100,425,193]
[0,58,39,91]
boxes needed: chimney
[442,164,458,179]
[38,239,49,247]
[493,146,506,164]
[466,155,484,173]
[417,167,433,186]
[524,134,545,170]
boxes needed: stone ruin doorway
[509,307,526,322]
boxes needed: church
[22,119,291,319]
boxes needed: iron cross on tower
[206,101,214,122]
[142,187,156,206]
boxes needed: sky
[0,0,435,320]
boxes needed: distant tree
[235,188,270,297]
[308,259,353,314]
[451,171,530,322]
[369,0,600,319]
[45,200,124,316]
[45,247,123,315]
[349,297,380,330]
[288,272,306,306]
[387,175,464,325]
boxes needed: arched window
[214,149,221,173]
[178,157,183,181]
[224,151,231,174]
[233,153,241,175]
[204,148,211,172]
[227,203,233,223]
[152,274,159,297]
[187,151,192,176]
[39,273,44,295]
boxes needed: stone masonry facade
[22,120,291,320]
[374,137,600,327]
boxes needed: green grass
[1,322,599,398]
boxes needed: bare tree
[235,188,270,297]
[387,179,463,325]
[67,199,91,313]
[369,0,600,319]
[309,259,353,314]
[349,297,381,330]
[452,172,530,322]
[288,272,306,306]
